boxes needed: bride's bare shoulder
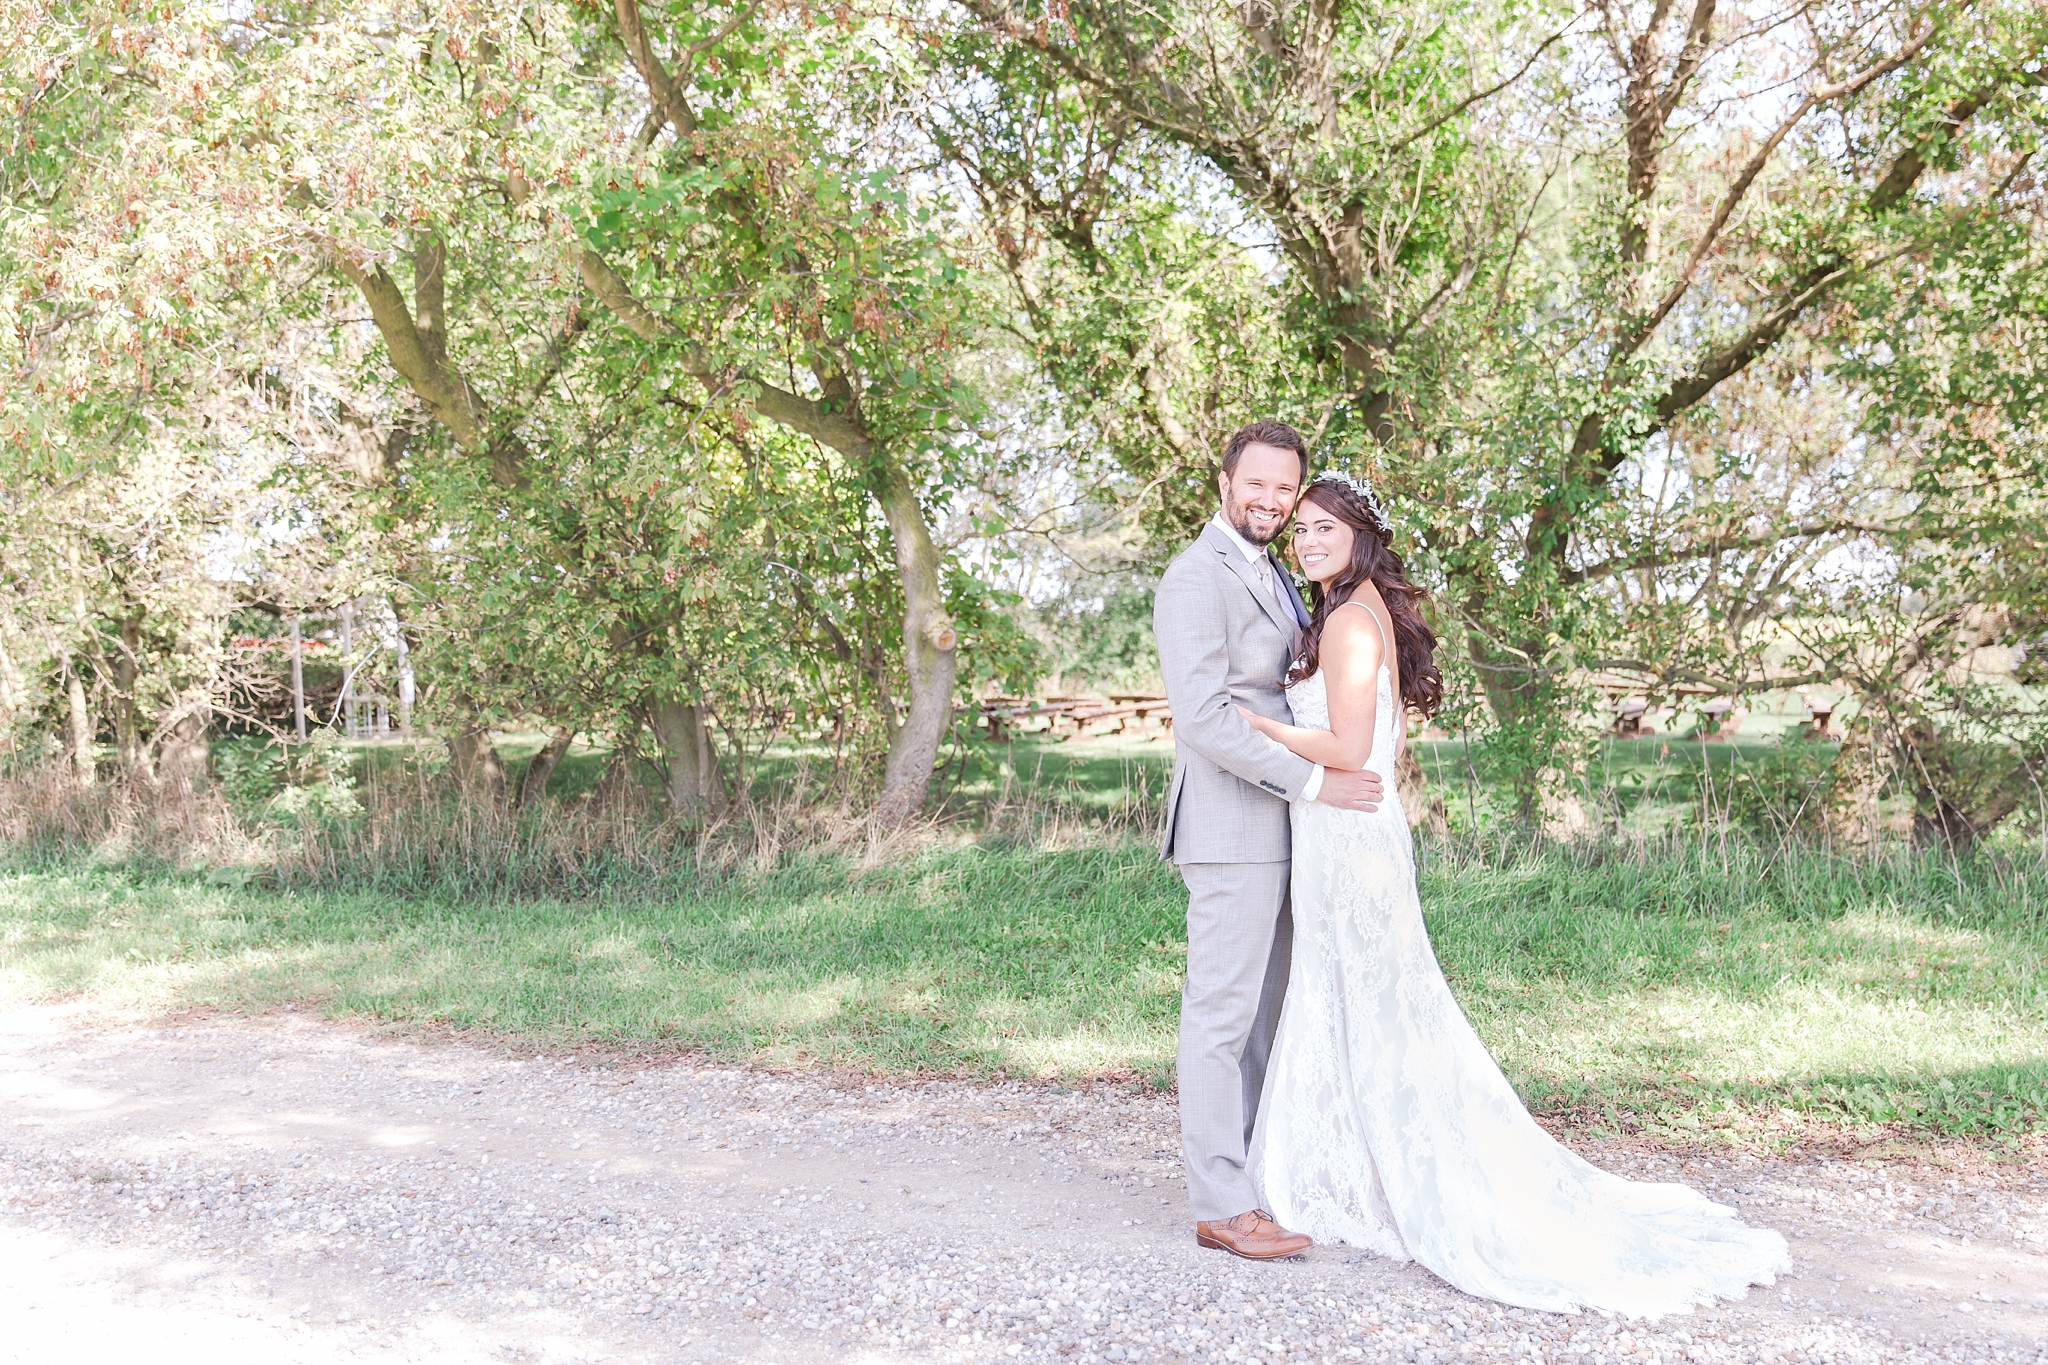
[1316,601,1386,688]
[1326,597,1389,648]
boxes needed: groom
[1154,418,1384,1260]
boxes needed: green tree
[950,0,2048,817]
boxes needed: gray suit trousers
[1178,859,1292,1221]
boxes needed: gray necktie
[1260,553,1286,612]
[1257,554,1301,638]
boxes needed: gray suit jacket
[1155,520,1316,864]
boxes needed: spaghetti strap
[1334,597,1391,662]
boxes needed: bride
[1236,471,1789,1316]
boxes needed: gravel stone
[3,1008,2044,1363]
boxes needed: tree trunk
[112,616,152,781]
[60,649,93,787]
[516,726,575,808]
[448,725,508,800]
[1900,721,2027,852]
[0,632,19,758]
[1538,772,1594,842]
[290,616,308,742]
[871,457,957,824]
[394,623,415,733]
[648,697,723,816]
[1394,748,1449,838]
[157,700,211,791]
[339,600,358,738]
[1826,719,1886,847]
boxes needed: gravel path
[4,1006,2046,1365]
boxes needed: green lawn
[365,726,1840,835]
[3,835,2042,1148]
[346,729,1180,819]
[1410,734,1857,836]
[1426,842,2048,1145]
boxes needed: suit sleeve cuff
[1298,764,1325,804]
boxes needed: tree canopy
[4,0,2044,837]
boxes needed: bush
[1704,741,1844,839]
[1040,578,1159,692]
[212,736,363,829]
[211,737,287,816]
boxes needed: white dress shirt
[1209,514,1326,803]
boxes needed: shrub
[1705,741,1844,839]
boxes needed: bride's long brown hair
[1284,477,1444,718]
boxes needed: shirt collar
[1210,512,1272,565]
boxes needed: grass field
[475,728,1183,818]
[3,824,2042,1150]
[480,726,1855,836]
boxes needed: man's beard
[1225,493,1284,547]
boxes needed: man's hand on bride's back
[1316,768,1384,812]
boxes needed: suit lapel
[1204,521,1300,645]
[1268,549,1312,631]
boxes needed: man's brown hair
[1220,419,1310,481]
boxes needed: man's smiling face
[1218,442,1303,547]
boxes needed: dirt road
[3,1006,2044,1365]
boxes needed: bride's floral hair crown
[1308,470,1394,537]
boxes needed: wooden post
[290,615,307,742]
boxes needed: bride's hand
[1235,704,1278,737]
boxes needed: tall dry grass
[0,765,262,870]
[13,744,2035,914]
[287,760,953,897]
[0,753,1164,900]
[291,757,1168,897]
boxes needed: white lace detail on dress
[1248,662,1789,1315]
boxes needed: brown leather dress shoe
[1194,1209,1312,1260]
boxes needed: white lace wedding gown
[1247,652,1789,1316]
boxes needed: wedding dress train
[1248,657,1789,1316]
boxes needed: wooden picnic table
[1078,693,1175,737]
[979,697,1090,740]
[977,693,1174,741]
[1057,695,1176,740]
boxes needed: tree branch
[414,230,450,367]
[1655,0,1717,124]
[572,237,872,458]
[332,253,485,454]
[957,0,1347,290]
[613,0,698,138]
[1380,9,1584,154]
[1629,18,1940,349]
[1565,515,1899,585]
[1585,659,1839,696]
[1137,361,1199,459]
[1647,254,1881,431]
[1867,85,1998,214]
